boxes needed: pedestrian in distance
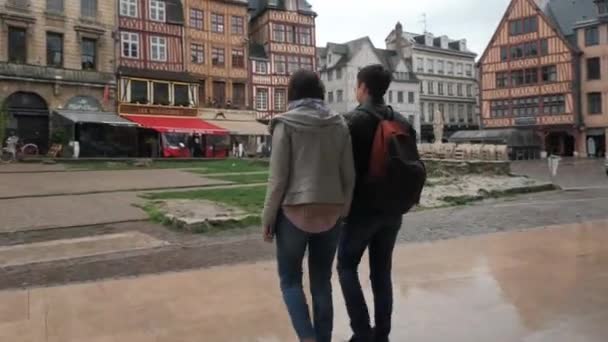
[339,65,426,342]
[262,69,356,342]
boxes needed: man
[5,132,19,161]
[339,65,419,342]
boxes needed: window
[336,68,343,80]
[588,93,602,114]
[598,0,608,14]
[420,82,424,94]
[191,43,204,64]
[121,32,139,58]
[255,61,268,74]
[428,81,434,95]
[255,88,268,110]
[511,70,524,86]
[233,83,245,106]
[298,27,312,46]
[81,38,96,70]
[427,59,434,73]
[47,0,64,13]
[447,62,454,75]
[300,57,313,71]
[542,65,557,83]
[337,90,344,103]
[232,48,244,68]
[457,84,463,96]
[417,58,424,72]
[212,47,225,66]
[408,92,415,104]
[120,0,137,17]
[150,36,167,61]
[149,0,166,22]
[285,25,295,44]
[288,56,299,74]
[543,95,565,115]
[496,72,509,88]
[465,64,473,77]
[438,82,444,95]
[466,84,473,97]
[190,9,203,30]
[174,84,190,106]
[398,91,404,103]
[130,80,148,104]
[273,24,286,42]
[437,60,444,74]
[388,91,393,103]
[274,88,286,111]
[448,83,454,96]
[491,100,510,118]
[448,104,456,122]
[524,68,538,84]
[540,39,548,55]
[328,91,334,103]
[81,0,97,17]
[275,55,287,74]
[8,27,27,64]
[501,47,508,61]
[153,82,170,105]
[46,32,63,67]
[585,27,599,46]
[510,16,537,36]
[458,104,465,122]
[511,45,523,59]
[587,58,601,80]
[231,16,244,35]
[456,63,463,75]
[211,13,224,33]
[467,104,474,123]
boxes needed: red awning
[123,115,228,135]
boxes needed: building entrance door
[5,92,49,153]
[213,81,226,106]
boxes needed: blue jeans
[338,215,402,342]
[276,212,342,342]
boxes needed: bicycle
[0,142,39,163]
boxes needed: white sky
[308,0,512,60]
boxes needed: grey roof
[55,111,137,126]
[249,42,268,59]
[249,0,316,20]
[319,37,419,82]
[538,0,598,38]
[449,129,541,147]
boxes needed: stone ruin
[419,143,509,161]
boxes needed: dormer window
[595,0,607,14]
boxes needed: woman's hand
[263,225,274,243]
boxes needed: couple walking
[262,65,425,342]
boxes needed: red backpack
[365,107,426,215]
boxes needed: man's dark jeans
[338,215,402,342]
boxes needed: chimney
[459,39,467,52]
[424,32,434,47]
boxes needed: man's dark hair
[288,69,325,102]
[357,64,392,103]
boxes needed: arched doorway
[5,92,49,152]
[546,131,575,157]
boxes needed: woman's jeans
[276,212,342,342]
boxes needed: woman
[262,70,355,342]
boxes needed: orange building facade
[479,0,581,157]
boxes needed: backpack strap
[357,106,392,122]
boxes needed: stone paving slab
[0,169,228,199]
[0,193,148,233]
[0,221,607,341]
[0,232,167,268]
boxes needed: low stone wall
[423,159,511,178]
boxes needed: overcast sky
[308,0,511,59]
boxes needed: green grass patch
[66,159,269,173]
[143,185,267,214]
[207,172,269,184]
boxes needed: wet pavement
[512,158,607,189]
[0,220,607,342]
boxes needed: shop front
[200,110,269,157]
[585,128,607,158]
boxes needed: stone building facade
[248,0,316,122]
[0,0,116,151]
[317,37,421,136]
[386,23,479,142]
[184,0,250,109]
[575,0,608,158]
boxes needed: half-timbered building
[479,0,582,158]
[248,0,316,121]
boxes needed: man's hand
[263,225,274,243]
